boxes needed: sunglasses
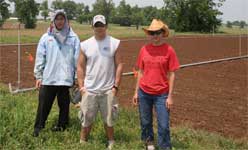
[148,30,164,36]
[94,22,105,28]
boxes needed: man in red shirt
[133,19,180,150]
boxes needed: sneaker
[51,125,66,132]
[32,128,41,137]
[107,141,114,150]
[147,145,155,150]
[79,139,87,144]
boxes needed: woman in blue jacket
[33,10,80,137]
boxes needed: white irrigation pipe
[9,55,248,94]
[122,55,248,76]
[8,83,36,94]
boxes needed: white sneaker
[107,140,114,150]
[147,145,155,150]
[79,139,87,144]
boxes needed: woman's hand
[132,92,139,106]
[166,96,173,111]
[35,79,42,89]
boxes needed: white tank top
[80,35,120,94]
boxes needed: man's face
[93,22,107,39]
[55,14,65,30]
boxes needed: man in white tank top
[77,15,123,149]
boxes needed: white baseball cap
[93,15,106,26]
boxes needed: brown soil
[0,35,247,139]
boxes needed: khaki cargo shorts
[78,90,118,127]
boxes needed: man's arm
[77,50,87,94]
[113,44,124,94]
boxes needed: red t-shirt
[136,43,180,95]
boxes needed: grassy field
[0,20,247,44]
[0,84,247,150]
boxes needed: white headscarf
[48,10,70,44]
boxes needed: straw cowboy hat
[143,19,170,37]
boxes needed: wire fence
[1,34,247,139]
[0,35,247,93]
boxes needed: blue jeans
[138,88,171,149]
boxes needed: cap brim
[93,20,106,26]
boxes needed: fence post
[239,28,242,56]
[17,23,21,89]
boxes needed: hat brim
[143,26,169,37]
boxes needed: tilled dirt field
[0,35,247,139]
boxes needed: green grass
[219,25,248,35]
[1,20,248,44]
[0,84,247,150]
[0,20,146,44]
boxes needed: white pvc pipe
[122,55,248,76]
[8,55,248,94]
[9,83,36,94]
[180,55,248,68]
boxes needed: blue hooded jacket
[34,10,80,86]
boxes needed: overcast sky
[9,0,248,23]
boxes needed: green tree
[83,6,93,24]
[239,21,246,28]
[76,3,93,24]
[162,0,224,32]
[142,6,160,25]
[75,3,85,23]
[10,0,39,29]
[113,0,132,26]
[51,0,63,10]
[226,21,232,28]
[131,5,144,29]
[40,0,49,21]
[51,0,78,20]
[84,5,90,15]
[62,0,77,20]
[0,0,10,28]
[232,21,240,26]
[92,0,115,23]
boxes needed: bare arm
[113,45,124,88]
[77,50,87,94]
[132,70,143,105]
[166,71,176,110]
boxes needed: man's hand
[112,87,117,96]
[35,79,42,89]
[79,87,86,96]
[74,102,81,108]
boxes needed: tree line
[1,0,247,32]
[226,21,247,29]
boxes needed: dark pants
[34,85,70,129]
